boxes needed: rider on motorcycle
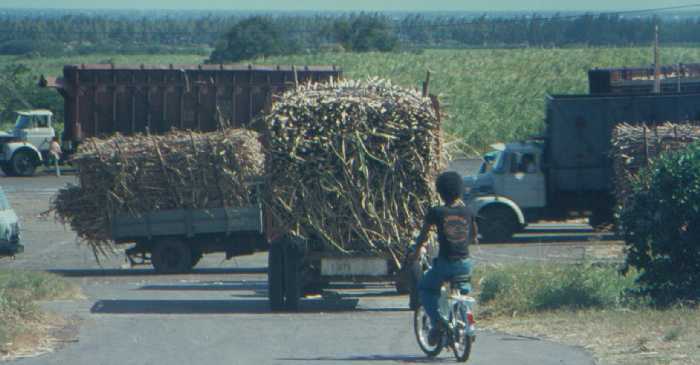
[411,171,477,345]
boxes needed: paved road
[1,175,597,365]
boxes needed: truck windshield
[479,151,504,174]
[14,115,31,129]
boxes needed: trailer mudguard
[468,196,526,226]
[4,143,43,162]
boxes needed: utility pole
[653,25,661,94]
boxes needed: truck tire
[151,239,192,274]
[1,164,15,177]
[477,205,518,243]
[268,241,286,312]
[283,242,302,311]
[11,150,37,177]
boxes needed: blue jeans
[418,257,472,327]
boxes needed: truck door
[501,151,546,208]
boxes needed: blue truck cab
[0,186,21,256]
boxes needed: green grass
[0,270,79,355]
[474,262,637,315]
[474,263,700,364]
[5,47,700,151]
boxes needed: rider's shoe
[428,327,441,346]
[428,318,447,346]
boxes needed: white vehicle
[0,110,56,177]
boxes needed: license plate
[321,257,388,277]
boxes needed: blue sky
[0,0,697,11]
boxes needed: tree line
[2,13,700,58]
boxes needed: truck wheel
[283,243,302,311]
[268,241,286,312]
[151,239,192,274]
[11,151,37,177]
[1,164,15,177]
[477,205,518,243]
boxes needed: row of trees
[208,15,397,62]
[3,13,700,57]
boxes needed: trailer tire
[11,150,37,177]
[268,241,286,312]
[283,243,302,311]
[190,251,203,268]
[477,205,518,243]
[151,239,192,274]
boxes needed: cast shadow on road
[47,267,267,277]
[278,355,447,363]
[138,281,267,291]
[89,297,385,314]
[90,297,408,314]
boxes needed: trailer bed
[111,206,262,242]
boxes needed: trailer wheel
[151,239,192,274]
[11,150,37,177]
[477,205,518,243]
[283,243,302,311]
[190,251,203,269]
[268,241,286,311]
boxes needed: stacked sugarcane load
[52,128,263,256]
[612,122,700,202]
[264,78,443,258]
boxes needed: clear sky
[0,0,697,12]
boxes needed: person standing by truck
[48,137,61,176]
[411,171,478,345]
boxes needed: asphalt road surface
[1,175,598,365]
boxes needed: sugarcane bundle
[264,78,443,257]
[611,122,700,202]
[52,128,263,256]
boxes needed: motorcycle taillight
[467,312,475,325]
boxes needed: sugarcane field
[2,3,700,365]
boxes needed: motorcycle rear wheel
[414,305,443,358]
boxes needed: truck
[465,65,700,242]
[0,110,57,176]
[38,63,342,269]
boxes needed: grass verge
[0,269,80,359]
[472,262,699,365]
